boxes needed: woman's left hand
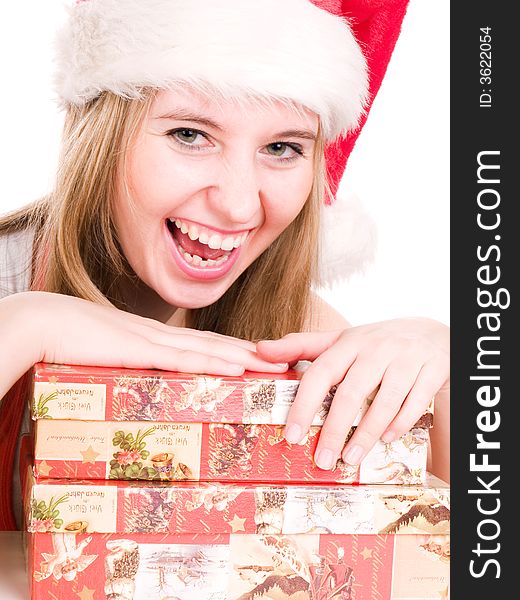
[256,318,449,470]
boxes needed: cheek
[263,167,314,227]
[126,150,179,218]
[124,136,205,223]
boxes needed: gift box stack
[22,362,450,599]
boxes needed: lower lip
[164,221,243,281]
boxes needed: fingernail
[381,430,396,443]
[228,364,245,374]
[284,423,302,444]
[275,362,289,369]
[315,448,335,470]
[343,444,364,465]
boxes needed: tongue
[171,226,228,260]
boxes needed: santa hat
[54,0,409,285]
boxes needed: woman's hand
[1,291,287,397]
[256,318,450,470]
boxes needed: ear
[317,193,377,287]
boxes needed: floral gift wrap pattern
[30,362,434,427]
[33,418,430,485]
[26,531,450,600]
[27,472,450,537]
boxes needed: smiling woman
[115,89,319,316]
[0,0,449,532]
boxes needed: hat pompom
[317,193,377,287]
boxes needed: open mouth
[166,218,248,269]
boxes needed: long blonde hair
[0,91,325,341]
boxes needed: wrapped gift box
[26,531,450,600]
[26,470,450,537]
[30,363,434,426]
[30,363,433,484]
[33,418,429,485]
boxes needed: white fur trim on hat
[318,193,377,286]
[54,0,369,140]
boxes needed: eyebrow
[154,109,317,141]
[275,129,317,141]
[155,109,224,131]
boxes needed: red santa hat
[55,0,410,285]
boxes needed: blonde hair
[0,90,325,341]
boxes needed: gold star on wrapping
[80,445,100,464]
[76,586,96,600]
[37,461,53,477]
[360,547,373,560]
[228,514,246,532]
[439,585,449,600]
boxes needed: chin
[159,281,232,311]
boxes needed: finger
[313,379,372,470]
[132,317,258,352]
[137,342,247,376]
[283,341,358,444]
[381,358,449,441]
[137,328,288,373]
[73,334,247,377]
[314,357,389,469]
[341,358,422,465]
[256,330,343,362]
[171,327,258,352]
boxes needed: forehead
[148,88,320,135]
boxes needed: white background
[0,0,449,326]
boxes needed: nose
[207,153,262,225]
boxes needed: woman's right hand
[0,291,288,398]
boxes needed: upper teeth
[169,218,248,251]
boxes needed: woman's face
[114,88,318,310]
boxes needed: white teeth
[188,224,199,240]
[178,246,230,268]
[208,234,222,250]
[171,218,249,251]
[220,237,235,252]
